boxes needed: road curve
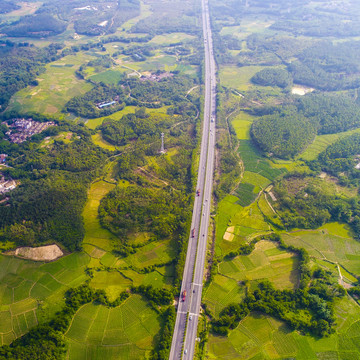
[168,0,216,358]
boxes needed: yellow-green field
[85,106,169,129]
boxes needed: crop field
[258,193,283,229]
[65,295,160,359]
[300,127,360,161]
[215,195,271,257]
[282,223,360,277]
[82,181,116,253]
[0,252,91,344]
[149,32,196,45]
[204,240,299,316]
[238,140,286,180]
[207,285,360,359]
[7,53,95,117]
[89,69,125,85]
[234,182,257,207]
[203,274,246,317]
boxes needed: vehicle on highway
[189,315,192,321]
[196,188,201,196]
[184,349,188,355]
[211,117,214,122]
[182,290,187,301]
[191,228,195,238]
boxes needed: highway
[168,0,216,358]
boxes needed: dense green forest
[251,68,292,88]
[251,93,360,158]
[1,14,67,38]
[313,133,360,179]
[289,41,360,91]
[99,185,190,240]
[0,0,141,37]
[251,107,316,158]
[0,121,107,251]
[297,93,360,134]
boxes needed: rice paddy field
[0,252,90,345]
[65,295,161,359]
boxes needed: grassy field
[149,32,196,45]
[92,133,118,151]
[7,53,95,117]
[219,66,268,91]
[231,111,254,139]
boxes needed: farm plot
[218,240,299,289]
[65,295,161,359]
[238,140,286,180]
[0,253,90,344]
[207,296,360,360]
[282,223,360,278]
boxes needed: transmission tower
[160,132,166,154]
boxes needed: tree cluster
[251,107,316,159]
[1,14,67,38]
[251,68,292,88]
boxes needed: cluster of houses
[2,118,56,144]
[96,95,121,109]
[0,175,16,195]
[140,71,173,82]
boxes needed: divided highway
[168,0,216,358]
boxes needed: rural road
[168,0,217,358]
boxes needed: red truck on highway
[182,290,187,301]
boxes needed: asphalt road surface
[168,0,216,358]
